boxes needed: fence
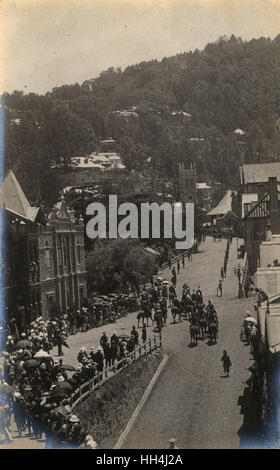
[159,247,195,271]
[70,334,162,409]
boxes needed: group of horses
[136,284,219,347]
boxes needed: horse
[137,309,154,328]
[171,306,182,323]
[190,324,200,346]
[208,322,218,344]
[198,316,208,339]
[181,295,193,320]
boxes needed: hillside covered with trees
[5,34,280,205]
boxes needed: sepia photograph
[0,0,280,452]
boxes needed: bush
[76,350,162,448]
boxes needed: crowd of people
[0,314,106,448]
[0,237,236,448]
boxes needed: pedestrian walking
[142,323,147,344]
[56,331,64,356]
[217,279,223,297]
[131,326,139,346]
[168,438,178,449]
[221,351,232,377]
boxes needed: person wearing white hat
[69,414,79,423]
[168,438,178,449]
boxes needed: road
[122,237,254,449]
[1,236,255,449]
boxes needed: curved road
[122,237,254,449]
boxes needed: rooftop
[207,190,237,217]
[240,162,280,186]
[0,170,39,222]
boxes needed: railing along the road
[70,335,162,409]
[160,248,194,271]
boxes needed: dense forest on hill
[4,34,280,205]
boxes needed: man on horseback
[171,296,182,323]
[189,318,200,345]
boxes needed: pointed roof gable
[207,190,237,217]
[0,170,39,222]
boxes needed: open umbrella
[244,316,257,324]
[34,350,51,358]
[163,280,169,285]
[16,339,32,348]
[119,334,130,341]
[59,364,76,372]
[54,381,73,393]
[23,359,40,370]
[50,387,68,399]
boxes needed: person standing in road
[217,279,223,297]
[168,438,178,449]
[142,323,147,344]
[131,326,139,346]
[56,330,64,356]
[221,350,232,377]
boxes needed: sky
[0,0,280,95]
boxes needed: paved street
[2,236,256,449]
[122,237,255,449]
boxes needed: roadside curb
[114,353,169,449]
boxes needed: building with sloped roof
[243,177,280,275]
[0,171,87,331]
[207,190,240,235]
[0,170,39,222]
[240,162,280,195]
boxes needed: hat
[21,333,26,338]
[85,435,93,442]
[69,415,79,423]
[57,376,65,382]
[77,364,82,371]
[40,363,47,370]
[64,405,72,413]
[54,360,59,366]
[87,440,97,449]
